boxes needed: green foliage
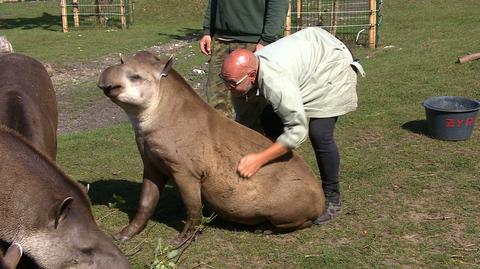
[150,213,216,269]
[150,239,179,269]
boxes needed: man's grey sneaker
[313,192,341,225]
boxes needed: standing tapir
[98,51,325,242]
[0,126,131,269]
[0,52,58,159]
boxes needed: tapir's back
[0,53,58,159]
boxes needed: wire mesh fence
[285,0,383,47]
[0,0,133,31]
[60,0,134,31]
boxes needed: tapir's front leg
[114,166,167,241]
[173,172,202,244]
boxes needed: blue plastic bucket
[423,96,480,141]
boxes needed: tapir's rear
[164,96,325,230]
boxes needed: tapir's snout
[98,82,122,98]
[97,66,123,98]
[72,230,132,269]
[94,240,132,269]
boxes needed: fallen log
[458,52,480,64]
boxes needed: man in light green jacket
[220,27,364,224]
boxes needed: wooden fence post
[61,0,68,32]
[120,0,126,30]
[128,0,134,24]
[73,0,79,27]
[369,0,377,48]
[331,0,339,36]
[284,1,292,36]
[296,0,302,30]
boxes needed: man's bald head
[221,49,258,80]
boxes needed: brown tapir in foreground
[98,51,325,242]
[0,53,58,159]
[0,126,131,269]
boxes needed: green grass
[6,0,480,268]
[0,0,206,63]
[58,80,103,109]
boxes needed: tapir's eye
[129,74,142,81]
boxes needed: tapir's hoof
[170,234,187,246]
[113,232,131,242]
[254,229,273,235]
[170,231,199,247]
[113,228,135,242]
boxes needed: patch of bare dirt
[50,36,207,134]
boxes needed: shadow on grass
[84,179,185,232]
[0,12,61,31]
[157,28,202,41]
[83,179,265,234]
[401,119,430,136]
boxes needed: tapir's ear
[2,243,22,269]
[119,53,125,64]
[160,55,174,77]
[54,197,73,229]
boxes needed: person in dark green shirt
[199,0,289,117]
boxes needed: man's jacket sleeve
[260,0,289,45]
[264,78,308,149]
[203,0,213,35]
